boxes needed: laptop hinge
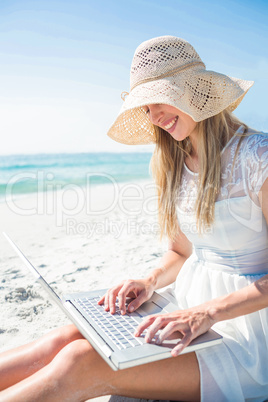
[101,344,112,357]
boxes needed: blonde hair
[150,109,248,240]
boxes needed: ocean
[0,153,153,202]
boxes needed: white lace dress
[170,129,268,401]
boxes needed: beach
[0,166,167,400]
[0,174,165,348]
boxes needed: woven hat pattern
[107,36,254,145]
[130,38,204,90]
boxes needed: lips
[163,116,178,131]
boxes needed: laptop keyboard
[73,296,144,350]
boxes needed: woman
[0,36,267,402]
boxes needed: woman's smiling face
[142,104,198,142]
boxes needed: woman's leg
[0,337,200,402]
[0,324,83,391]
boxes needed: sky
[0,0,267,155]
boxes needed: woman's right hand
[98,278,155,315]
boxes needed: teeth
[164,117,178,130]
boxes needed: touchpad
[138,301,163,316]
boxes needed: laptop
[4,233,222,371]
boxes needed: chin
[170,132,186,142]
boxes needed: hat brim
[107,69,254,145]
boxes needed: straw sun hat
[107,35,254,145]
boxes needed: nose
[147,104,164,126]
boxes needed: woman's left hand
[134,305,216,356]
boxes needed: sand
[0,179,167,400]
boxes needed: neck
[184,130,199,173]
[188,130,199,158]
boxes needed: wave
[0,152,152,201]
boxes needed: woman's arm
[207,275,268,323]
[135,272,268,356]
[135,178,268,356]
[99,230,192,314]
[145,230,193,291]
[208,176,268,322]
